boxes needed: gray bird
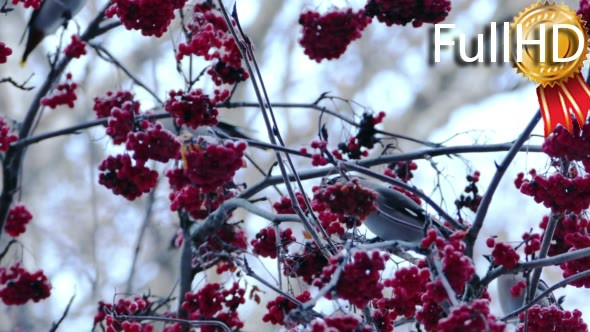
[330,177,433,242]
[496,272,557,316]
[21,0,87,64]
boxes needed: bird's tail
[21,27,44,65]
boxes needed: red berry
[365,0,451,27]
[64,35,87,58]
[105,0,186,37]
[299,9,371,62]
[10,0,40,9]
[0,117,18,152]
[4,205,32,237]
[0,42,12,63]
[41,73,78,109]
[0,263,51,305]
[98,154,158,200]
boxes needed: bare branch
[48,293,76,332]
[465,109,542,257]
[0,76,34,91]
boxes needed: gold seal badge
[511,2,589,87]
[511,1,590,137]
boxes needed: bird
[20,0,87,65]
[496,271,558,316]
[330,177,434,242]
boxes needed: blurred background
[0,0,586,330]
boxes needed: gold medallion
[511,2,589,87]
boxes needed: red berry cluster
[490,242,520,269]
[64,35,87,58]
[415,297,445,331]
[181,282,245,330]
[515,170,590,214]
[455,171,482,213]
[332,137,368,160]
[334,112,385,160]
[194,224,248,274]
[93,296,153,332]
[0,117,18,152]
[518,305,587,332]
[164,89,227,129]
[167,162,237,220]
[542,116,590,166]
[373,266,430,330]
[0,263,51,305]
[273,192,309,214]
[126,122,180,163]
[98,154,158,200]
[93,90,136,119]
[310,314,373,332]
[313,250,388,308]
[0,42,12,63]
[283,242,328,284]
[437,299,505,332]
[417,231,476,328]
[41,73,77,109]
[10,0,40,9]
[106,101,140,145]
[316,210,352,236]
[262,291,311,326]
[105,0,186,37]
[311,178,378,236]
[522,232,542,255]
[510,280,526,297]
[181,138,247,192]
[207,61,249,86]
[298,9,371,62]
[168,185,223,220]
[385,160,418,183]
[4,204,32,237]
[365,0,451,27]
[541,214,590,256]
[312,178,377,221]
[560,232,590,287]
[251,227,295,258]
[301,140,329,166]
[177,3,249,85]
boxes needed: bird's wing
[373,203,424,231]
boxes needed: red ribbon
[537,72,590,137]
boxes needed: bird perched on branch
[330,177,440,242]
[496,271,559,316]
[20,0,87,65]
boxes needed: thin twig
[0,76,34,90]
[217,0,333,258]
[0,239,17,262]
[48,293,76,332]
[89,43,164,105]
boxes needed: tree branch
[0,3,111,238]
[465,109,542,257]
